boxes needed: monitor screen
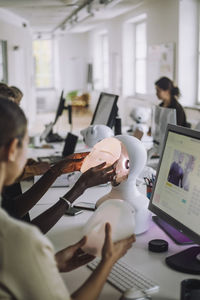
[54,90,65,125]
[149,124,200,274]
[91,92,118,128]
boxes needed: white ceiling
[0,0,143,34]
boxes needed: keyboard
[87,258,159,294]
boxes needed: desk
[29,183,200,300]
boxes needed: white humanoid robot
[129,107,151,142]
[81,135,151,235]
[80,124,114,148]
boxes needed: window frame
[93,30,109,91]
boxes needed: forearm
[31,183,85,234]
[13,167,61,218]
[71,258,114,300]
[31,199,68,233]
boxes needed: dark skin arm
[12,153,89,219]
[31,162,117,234]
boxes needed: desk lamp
[81,135,151,235]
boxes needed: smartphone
[74,202,96,211]
[65,207,83,216]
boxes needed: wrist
[99,256,115,272]
[59,197,72,209]
[101,250,118,266]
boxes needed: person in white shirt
[0,97,135,300]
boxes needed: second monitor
[91,92,118,128]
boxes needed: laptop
[38,132,78,164]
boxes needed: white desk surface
[29,183,200,300]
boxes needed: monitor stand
[152,216,193,245]
[166,246,200,274]
[152,216,200,274]
[45,130,63,143]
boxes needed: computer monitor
[54,90,65,125]
[91,92,118,128]
[149,124,200,274]
[40,90,73,143]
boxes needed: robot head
[81,135,147,184]
[81,199,135,256]
[80,125,114,148]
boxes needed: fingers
[92,162,106,169]
[115,234,136,254]
[77,254,95,266]
[112,160,118,168]
[71,236,87,250]
[117,234,135,245]
[104,223,112,246]
[73,253,95,269]
[102,161,117,172]
[101,167,116,183]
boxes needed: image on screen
[167,150,196,192]
[151,129,200,239]
[91,92,118,127]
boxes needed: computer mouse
[119,288,147,300]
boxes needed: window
[0,40,8,83]
[122,15,147,96]
[93,31,109,90]
[135,22,147,94]
[101,34,109,89]
[33,39,53,89]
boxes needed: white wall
[0,9,35,126]
[178,0,199,106]
[55,32,89,95]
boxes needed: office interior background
[0,0,199,136]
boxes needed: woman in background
[155,76,188,127]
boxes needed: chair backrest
[195,121,200,131]
[151,105,177,155]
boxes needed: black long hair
[155,77,180,99]
[0,97,27,147]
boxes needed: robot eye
[125,160,130,169]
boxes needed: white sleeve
[7,226,71,300]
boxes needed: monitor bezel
[90,92,118,128]
[54,90,65,125]
[148,124,200,245]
